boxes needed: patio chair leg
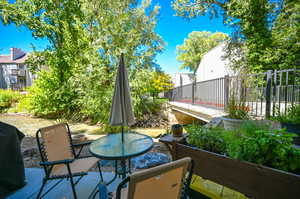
[67,164,78,199]
[128,159,132,174]
[97,161,104,181]
[36,178,47,199]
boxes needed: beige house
[0,48,35,90]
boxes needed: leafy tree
[0,0,165,123]
[1,0,89,116]
[149,71,173,98]
[263,0,300,70]
[1,0,88,82]
[176,31,228,73]
[132,70,173,99]
[172,0,299,72]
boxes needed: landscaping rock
[132,152,171,169]
[133,114,169,128]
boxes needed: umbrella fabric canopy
[109,54,135,126]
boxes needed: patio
[7,168,121,199]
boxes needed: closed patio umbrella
[109,53,135,142]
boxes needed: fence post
[224,75,229,109]
[265,70,272,119]
[180,74,183,100]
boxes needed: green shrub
[237,120,270,134]
[228,129,300,172]
[13,95,31,113]
[226,92,249,119]
[186,122,300,174]
[186,124,226,154]
[0,89,22,112]
[271,104,300,124]
[25,71,78,118]
[133,96,163,119]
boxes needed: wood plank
[174,143,300,199]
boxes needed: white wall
[0,63,34,89]
[196,43,234,82]
[172,72,194,87]
[0,64,14,88]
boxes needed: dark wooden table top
[159,133,187,144]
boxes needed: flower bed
[175,122,300,199]
[186,122,300,174]
[174,143,300,199]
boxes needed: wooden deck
[6,168,122,199]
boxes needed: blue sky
[0,0,231,75]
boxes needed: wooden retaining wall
[173,143,300,199]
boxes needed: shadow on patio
[7,168,121,199]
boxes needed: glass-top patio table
[89,132,153,182]
[89,132,153,160]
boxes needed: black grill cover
[0,122,25,198]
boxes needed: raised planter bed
[173,143,300,199]
[281,122,300,145]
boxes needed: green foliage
[0,0,166,125]
[144,71,173,97]
[0,89,22,112]
[186,124,226,154]
[12,94,31,113]
[223,121,271,159]
[176,31,228,73]
[227,128,300,172]
[263,0,300,70]
[130,68,164,118]
[25,71,78,118]
[172,0,300,72]
[271,104,300,124]
[186,121,300,174]
[226,94,249,119]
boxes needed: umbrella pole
[121,126,124,143]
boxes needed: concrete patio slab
[6,168,122,199]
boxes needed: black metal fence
[165,69,300,118]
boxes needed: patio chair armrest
[73,141,93,158]
[98,182,109,199]
[40,159,74,166]
[72,140,92,148]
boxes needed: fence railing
[165,69,300,118]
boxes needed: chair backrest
[36,123,74,162]
[126,157,191,199]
